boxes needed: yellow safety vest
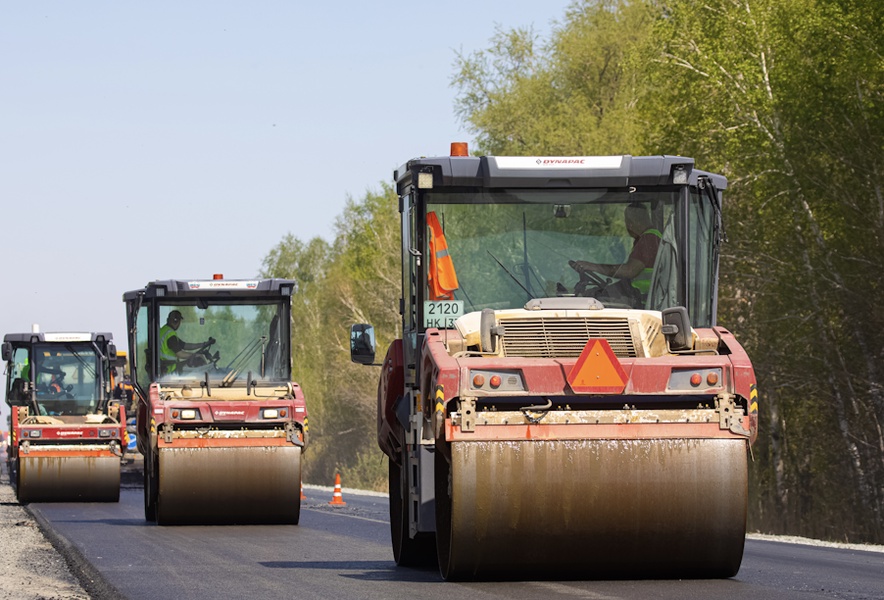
[631,228,663,295]
[159,324,178,373]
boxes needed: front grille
[500,317,638,358]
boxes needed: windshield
[33,342,103,416]
[136,299,289,387]
[421,188,714,324]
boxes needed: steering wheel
[568,260,611,296]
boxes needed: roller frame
[367,150,762,581]
[388,449,437,566]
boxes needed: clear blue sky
[0,2,570,422]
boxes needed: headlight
[171,409,199,420]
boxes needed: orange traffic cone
[300,482,307,501]
[328,473,346,507]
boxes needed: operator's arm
[571,232,657,280]
[181,339,211,351]
[570,258,645,279]
[167,335,212,358]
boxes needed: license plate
[423,301,464,329]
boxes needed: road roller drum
[18,453,121,503]
[435,437,748,580]
[156,445,301,525]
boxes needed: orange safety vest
[427,211,459,300]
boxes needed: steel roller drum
[436,437,748,580]
[157,445,301,525]
[18,455,121,503]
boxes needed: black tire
[11,457,22,502]
[143,454,158,522]
[389,455,436,567]
[434,446,457,580]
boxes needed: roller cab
[3,331,124,503]
[124,276,308,525]
[352,146,759,580]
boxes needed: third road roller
[3,329,125,503]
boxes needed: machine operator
[159,310,217,374]
[569,202,662,303]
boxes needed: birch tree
[642,0,884,539]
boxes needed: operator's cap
[169,310,183,321]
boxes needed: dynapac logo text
[214,410,246,417]
[536,158,586,165]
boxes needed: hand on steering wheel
[569,260,608,288]
[568,259,593,273]
[568,260,611,296]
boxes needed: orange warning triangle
[567,338,628,394]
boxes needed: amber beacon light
[450,142,469,156]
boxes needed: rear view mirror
[1,342,11,363]
[350,324,376,365]
[8,377,30,406]
[661,306,692,352]
[107,343,117,361]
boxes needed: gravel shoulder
[0,456,128,600]
[0,462,91,600]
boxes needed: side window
[401,194,418,384]
[134,305,151,391]
[6,347,31,405]
[687,190,716,327]
[647,212,679,312]
[12,348,30,380]
[401,195,415,333]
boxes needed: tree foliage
[450,0,883,541]
[452,0,656,156]
[261,185,400,490]
[642,0,884,541]
[262,0,883,540]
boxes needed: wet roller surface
[18,455,121,503]
[437,437,748,580]
[157,445,301,525]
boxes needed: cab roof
[122,278,295,301]
[3,332,113,344]
[395,154,727,193]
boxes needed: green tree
[451,0,884,541]
[261,186,400,490]
[641,0,884,541]
[452,0,656,156]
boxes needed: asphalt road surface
[28,485,884,600]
